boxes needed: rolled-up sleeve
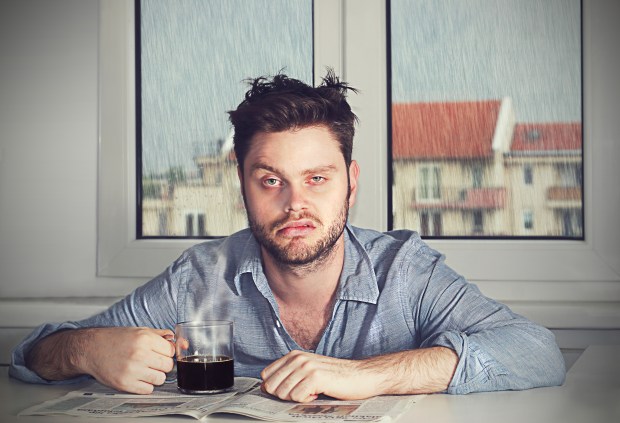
[9,256,183,384]
[410,252,566,393]
[9,322,89,384]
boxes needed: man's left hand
[260,350,382,403]
[260,347,458,403]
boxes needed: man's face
[239,125,359,267]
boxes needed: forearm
[361,346,458,396]
[25,328,92,381]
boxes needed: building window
[524,210,534,231]
[420,211,442,236]
[185,214,194,237]
[185,212,207,237]
[558,163,582,187]
[418,165,442,201]
[473,210,484,234]
[561,209,582,237]
[524,164,533,185]
[472,164,484,189]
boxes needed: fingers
[145,328,175,357]
[86,327,176,394]
[261,351,372,403]
[142,348,175,374]
[93,359,164,395]
[137,328,176,374]
[261,351,323,402]
[139,365,169,387]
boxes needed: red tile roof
[392,100,501,159]
[511,123,582,152]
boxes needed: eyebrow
[250,162,338,177]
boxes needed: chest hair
[279,304,333,351]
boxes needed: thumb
[153,328,175,338]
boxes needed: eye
[264,177,280,187]
[310,176,325,184]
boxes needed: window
[524,165,533,185]
[137,0,313,238]
[558,163,582,187]
[390,0,582,239]
[561,209,582,238]
[473,210,484,234]
[420,211,442,237]
[417,165,441,201]
[472,164,484,189]
[184,212,206,237]
[99,0,620,310]
[523,210,534,231]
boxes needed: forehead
[244,126,344,171]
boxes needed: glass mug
[174,320,234,394]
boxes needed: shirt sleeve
[9,255,184,384]
[406,248,566,394]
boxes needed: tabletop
[1,345,618,423]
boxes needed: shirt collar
[232,230,272,299]
[232,224,380,305]
[337,224,380,304]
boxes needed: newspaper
[19,378,424,422]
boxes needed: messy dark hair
[228,69,358,171]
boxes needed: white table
[1,345,618,422]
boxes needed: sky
[140,0,313,174]
[141,0,581,174]
[391,0,581,122]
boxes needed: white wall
[0,0,149,365]
[0,0,147,299]
[0,0,619,366]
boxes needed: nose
[284,183,307,213]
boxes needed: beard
[247,199,349,268]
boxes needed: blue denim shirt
[10,225,566,393]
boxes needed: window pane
[138,0,313,238]
[390,0,582,238]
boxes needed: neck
[261,236,345,307]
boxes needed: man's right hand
[26,327,175,394]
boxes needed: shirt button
[275,320,282,328]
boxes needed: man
[10,71,566,402]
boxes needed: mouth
[276,219,317,237]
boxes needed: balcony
[547,186,582,208]
[411,187,506,210]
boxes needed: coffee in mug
[175,321,234,394]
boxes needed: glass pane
[390,0,582,238]
[138,0,313,237]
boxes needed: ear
[348,160,360,208]
[237,165,245,196]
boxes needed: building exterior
[392,99,583,238]
[505,122,583,237]
[141,98,582,239]
[142,153,246,237]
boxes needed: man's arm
[261,346,458,402]
[25,327,175,394]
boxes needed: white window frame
[98,0,339,277]
[99,0,620,310]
